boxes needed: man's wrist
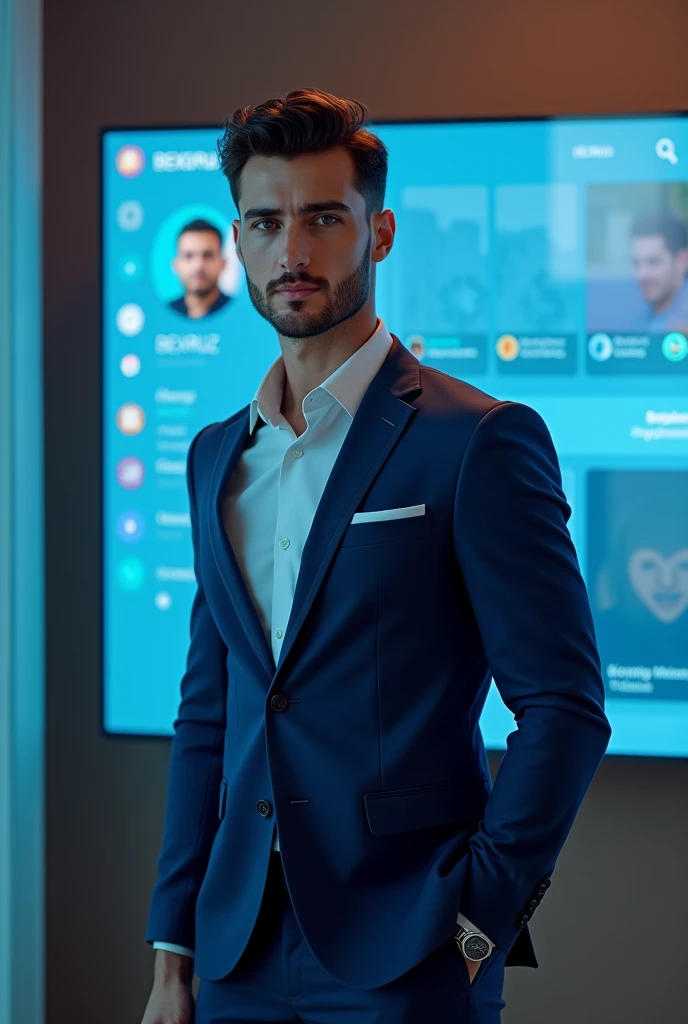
[456,911,492,945]
[153,948,194,986]
[456,912,494,955]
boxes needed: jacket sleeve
[144,425,229,951]
[453,401,612,957]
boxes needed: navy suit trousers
[194,852,506,1024]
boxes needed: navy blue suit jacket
[145,334,611,989]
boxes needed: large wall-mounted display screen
[102,115,688,756]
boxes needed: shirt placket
[270,400,322,667]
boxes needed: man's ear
[232,220,244,268]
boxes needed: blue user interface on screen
[103,116,688,756]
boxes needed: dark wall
[43,2,688,1021]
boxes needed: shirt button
[279,538,290,550]
[256,800,272,817]
[292,447,303,458]
[275,628,283,639]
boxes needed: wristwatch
[454,925,495,962]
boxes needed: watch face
[463,934,490,961]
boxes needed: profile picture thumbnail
[587,183,688,335]
[406,334,425,360]
[587,470,688,701]
[151,205,243,322]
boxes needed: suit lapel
[207,334,422,686]
[274,335,421,681]
[207,413,277,680]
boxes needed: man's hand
[463,954,482,985]
[140,951,194,1024]
[140,977,193,1024]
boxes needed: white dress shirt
[153,318,488,959]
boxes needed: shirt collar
[249,317,394,433]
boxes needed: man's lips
[277,285,320,298]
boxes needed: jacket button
[270,693,289,712]
[256,800,272,817]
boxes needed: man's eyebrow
[242,200,353,221]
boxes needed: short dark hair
[631,210,688,254]
[176,218,223,248]
[216,87,388,220]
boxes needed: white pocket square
[350,503,426,525]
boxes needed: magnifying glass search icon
[656,137,679,165]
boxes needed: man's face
[232,146,394,339]
[631,234,688,306]
[172,230,227,296]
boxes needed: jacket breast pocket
[363,776,490,835]
[340,511,433,548]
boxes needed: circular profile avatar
[407,334,425,361]
[151,205,242,320]
[169,219,230,319]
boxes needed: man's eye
[254,216,339,231]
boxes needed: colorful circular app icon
[117,556,145,591]
[117,200,144,231]
[588,333,614,362]
[116,456,145,489]
[115,403,145,436]
[116,510,145,543]
[118,254,143,281]
[116,303,145,336]
[120,353,141,378]
[662,332,688,362]
[115,145,146,178]
[496,334,520,361]
[117,403,145,436]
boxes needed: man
[142,88,611,1024]
[629,210,688,333]
[168,218,232,319]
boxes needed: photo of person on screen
[168,218,232,319]
[588,470,688,703]
[629,211,688,332]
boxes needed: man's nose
[280,229,310,269]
